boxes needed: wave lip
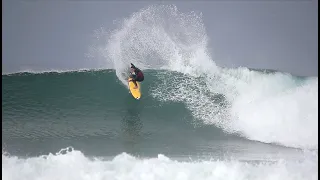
[229,73,318,149]
[1,68,107,75]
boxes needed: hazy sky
[3,0,318,76]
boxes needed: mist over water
[93,4,318,149]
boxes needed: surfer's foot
[133,86,138,89]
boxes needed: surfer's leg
[133,80,138,89]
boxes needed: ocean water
[2,4,318,180]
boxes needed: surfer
[128,63,144,89]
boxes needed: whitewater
[2,147,318,180]
[92,4,318,149]
[2,4,318,180]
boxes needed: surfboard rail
[128,78,141,100]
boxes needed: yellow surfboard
[128,78,141,100]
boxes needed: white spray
[94,5,318,149]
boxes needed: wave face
[2,70,317,153]
[91,4,318,149]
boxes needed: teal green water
[2,69,314,159]
[2,70,226,157]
